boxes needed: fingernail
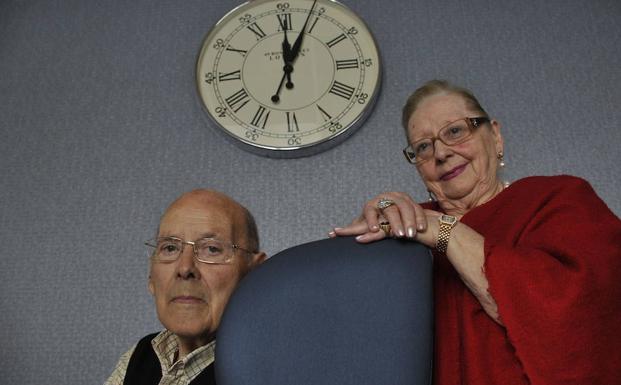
[397,229,405,237]
[407,227,415,238]
[417,223,425,231]
[371,225,379,231]
[355,235,366,242]
[328,231,336,238]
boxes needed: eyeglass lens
[152,238,231,263]
[406,119,473,162]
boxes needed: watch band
[436,215,457,254]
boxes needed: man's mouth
[171,295,205,304]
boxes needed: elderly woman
[331,80,621,385]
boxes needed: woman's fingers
[372,193,426,239]
[330,215,388,243]
[354,229,387,243]
[362,199,382,233]
[329,191,429,243]
[398,194,428,236]
[330,217,372,237]
[379,205,405,237]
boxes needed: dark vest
[123,333,216,385]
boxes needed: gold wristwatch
[436,215,458,254]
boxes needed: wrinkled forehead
[158,198,245,241]
[407,93,472,138]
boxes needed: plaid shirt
[104,330,216,385]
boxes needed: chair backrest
[215,236,433,385]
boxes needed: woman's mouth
[440,164,467,181]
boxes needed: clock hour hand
[289,0,317,63]
[285,64,294,89]
[271,63,293,103]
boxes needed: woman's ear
[490,119,504,154]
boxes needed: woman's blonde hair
[401,80,489,136]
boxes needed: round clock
[196,0,381,158]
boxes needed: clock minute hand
[280,16,293,60]
[280,17,294,88]
[289,0,317,63]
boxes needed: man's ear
[249,251,267,268]
[148,275,155,296]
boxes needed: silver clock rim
[195,0,382,158]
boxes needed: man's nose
[176,244,201,279]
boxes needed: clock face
[196,0,381,157]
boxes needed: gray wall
[1,0,619,383]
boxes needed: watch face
[196,0,381,157]
[439,215,457,225]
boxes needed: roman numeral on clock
[225,88,250,112]
[218,70,241,82]
[335,59,359,70]
[326,33,346,48]
[226,46,247,57]
[251,106,270,129]
[316,104,332,122]
[277,13,292,31]
[286,111,299,132]
[247,22,267,39]
[329,81,355,100]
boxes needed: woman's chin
[438,181,476,202]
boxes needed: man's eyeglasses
[403,117,489,164]
[145,237,254,265]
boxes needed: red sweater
[429,175,621,385]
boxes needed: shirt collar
[151,330,216,382]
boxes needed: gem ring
[377,198,396,210]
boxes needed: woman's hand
[329,192,436,245]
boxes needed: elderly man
[105,189,266,385]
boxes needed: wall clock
[196,0,381,158]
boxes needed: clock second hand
[288,0,317,63]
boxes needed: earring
[498,151,505,168]
[497,152,510,188]
[428,190,436,202]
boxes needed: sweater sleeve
[483,177,621,385]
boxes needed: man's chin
[172,325,216,344]
[163,315,215,341]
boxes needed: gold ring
[379,221,391,235]
[377,198,396,210]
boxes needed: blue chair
[215,236,433,385]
